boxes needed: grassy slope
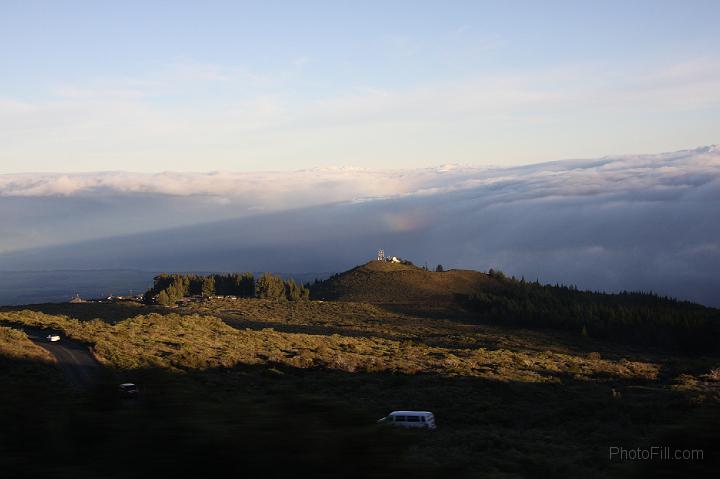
[0,326,54,363]
[311,262,720,354]
[1,300,719,478]
[311,260,500,303]
[0,309,662,381]
[0,312,433,478]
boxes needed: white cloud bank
[2,144,718,202]
[0,167,481,200]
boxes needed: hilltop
[309,261,720,353]
[310,261,501,303]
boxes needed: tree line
[460,270,720,354]
[144,273,309,305]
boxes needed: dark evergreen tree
[256,273,285,300]
[461,279,720,354]
[285,279,301,301]
[238,272,255,297]
[299,283,311,300]
[202,276,215,297]
[156,290,170,306]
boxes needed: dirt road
[23,328,101,389]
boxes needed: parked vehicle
[46,334,61,342]
[377,411,436,429]
[119,383,139,396]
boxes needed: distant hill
[310,260,502,303]
[312,261,720,354]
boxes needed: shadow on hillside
[375,301,474,320]
[214,307,664,363]
[221,316,409,340]
[218,315,616,361]
[0,353,443,479]
[1,346,718,479]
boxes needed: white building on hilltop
[377,249,401,263]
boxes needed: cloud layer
[1,145,719,306]
[0,166,483,199]
[2,144,717,201]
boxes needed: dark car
[119,383,139,396]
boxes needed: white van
[377,411,436,430]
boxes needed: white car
[377,411,436,430]
[46,334,61,342]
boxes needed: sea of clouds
[1,145,719,306]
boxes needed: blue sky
[1,0,719,172]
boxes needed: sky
[1,0,719,173]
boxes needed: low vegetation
[0,309,662,381]
[0,326,54,364]
[1,292,718,477]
